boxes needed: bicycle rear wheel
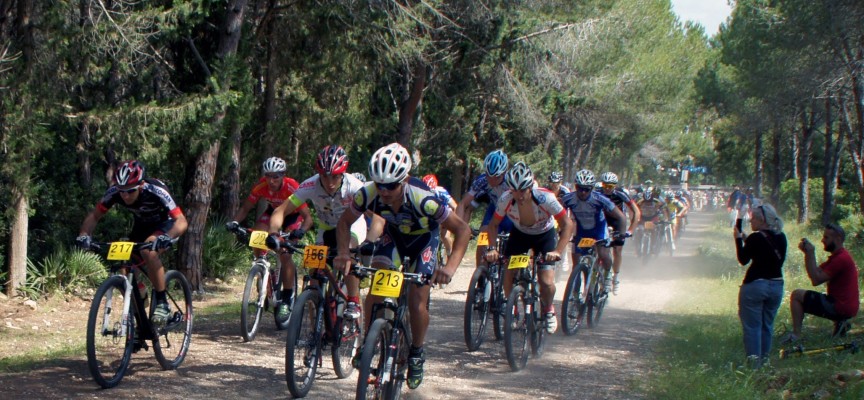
[561,263,590,336]
[356,319,390,399]
[153,270,193,370]
[463,267,491,351]
[240,265,265,342]
[503,285,529,372]
[586,272,608,328]
[87,276,135,388]
[286,289,321,398]
[332,311,362,379]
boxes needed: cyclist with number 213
[485,162,574,334]
[77,160,188,325]
[334,143,471,390]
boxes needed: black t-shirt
[736,230,787,283]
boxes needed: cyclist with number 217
[334,143,471,390]
[485,162,574,334]
[77,160,188,326]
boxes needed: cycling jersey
[637,198,666,220]
[288,173,367,243]
[562,191,616,232]
[97,178,183,225]
[665,199,687,219]
[466,173,513,232]
[348,177,452,275]
[493,188,565,235]
[432,186,454,206]
[246,176,306,228]
[600,187,634,213]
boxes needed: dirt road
[0,212,716,399]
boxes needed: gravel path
[0,212,715,399]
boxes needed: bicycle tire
[153,270,193,370]
[285,289,321,398]
[503,285,530,372]
[586,269,607,328]
[529,296,545,357]
[561,263,590,336]
[491,273,505,341]
[356,319,390,400]
[86,275,135,388]
[331,312,362,379]
[463,267,491,351]
[240,265,265,342]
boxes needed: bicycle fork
[103,275,134,338]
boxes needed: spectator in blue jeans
[734,202,786,368]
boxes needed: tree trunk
[796,107,817,223]
[840,96,864,214]
[6,185,28,297]
[754,130,763,198]
[771,127,782,207]
[219,124,242,218]
[822,98,843,225]
[396,63,429,146]
[179,0,249,291]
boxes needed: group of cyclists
[74,144,695,394]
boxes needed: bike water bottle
[483,280,492,302]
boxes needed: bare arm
[79,208,107,236]
[626,201,641,233]
[297,205,314,233]
[166,213,188,238]
[366,214,385,243]
[456,192,476,222]
[554,213,575,255]
[232,199,257,227]
[800,239,830,285]
[433,212,471,284]
[268,198,298,233]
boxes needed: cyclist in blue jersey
[599,172,641,295]
[456,150,512,275]
[563,170,627,291]
[334,143,470,390]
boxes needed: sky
[670,0,734,35]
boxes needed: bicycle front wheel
[463,267,491,351]
[356,319,390,400]
[503,285,529,372]
[332,311,362,379]
[586,272,608,328]
[529,297,545,357]
[153,270,193,370]
[87,276,135,388]
[561,264,590,336]
[240,264,265,342]
[286,289,322,398]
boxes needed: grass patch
[0,344,84,373]
[646,214,864,399]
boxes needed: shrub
[203,216,249,279]
[20,248,106,299]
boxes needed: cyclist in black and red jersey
[598,172,640,295]
[77,160,188,325]
[226,156,312,321]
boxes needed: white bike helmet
[505,162,534,190]
[262,157,287,174]
[369,143,412,183]
[600,172,618,184]
[574,169,596,188]
[484,150,509,177]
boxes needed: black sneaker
[407,353,425,389]
[833,320,852,338]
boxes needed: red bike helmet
[422,174,439,189]
[114,160,145,186]
[316,145,349,175]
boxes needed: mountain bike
[228,226,298,341]
[503,252,551,372]
[561,237,614,335]
[284,244,363,398]
[84,239,193,388]
[463,231,509,351]
[635,221,656,259]
[657,221,675,256]
[354,261,431,399]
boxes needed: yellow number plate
[644,221,655,230]
[107,242,134,261]
[303,245,329,269]
[370,270,403,297]
[508,255,530,269]
[577,238,596,248]
[248,231,270,250]
[476,232,489,246]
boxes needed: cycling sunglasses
[576,186,593,193]
[118,186,140,194]
[375,180,403,191]
[602,183,617,189]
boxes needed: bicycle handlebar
[351,264,432,286]
[86,238,179,253]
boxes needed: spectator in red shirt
[785,223,860,342]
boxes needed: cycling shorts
[371,231,440,276]
[130,219,175,243]
[505,228,558,270]
[571,224,608,256]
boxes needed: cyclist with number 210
[334,143,471,390]
[485,162,574,334]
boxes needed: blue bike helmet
[484,150,509,177]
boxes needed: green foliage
[202,216,249,280]
[778,178,824,219]
[20,249,106,299]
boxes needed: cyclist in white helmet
[334,142,471,390]
[486,162,574,334]
[598,172,640,294]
